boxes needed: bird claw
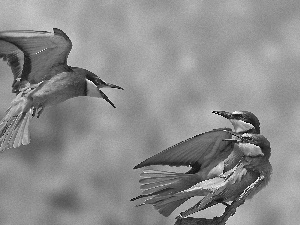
[175,213,184,220]
[222,202,231,207]
[31,106,44,118]
[32,108,36,117]
[36,107,44,118]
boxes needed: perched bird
[131,111,260,216]
[167,133,271,219]
[0,28,123,151]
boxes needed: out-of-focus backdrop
[0,0,299,224]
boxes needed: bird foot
[32,107,44,118]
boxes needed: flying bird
[0,28,123,151]
[131,111,261,216]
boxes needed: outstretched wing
[134,128,233,169]
[0,28,72,92]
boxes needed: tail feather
[141,177,181,191]
[151,176,229,217]
[0,114,24,149]
[155,198,190,217]
[132,170,201,216]
[12,110,31,147]
[132,169,232,217]
[139,170,197,196]
[0,96,32,151]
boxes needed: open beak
[86,73,123,108]
[96,82,123,108]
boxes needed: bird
[131,111,261,216]
[161,133,271,219]
[0,28,123,151]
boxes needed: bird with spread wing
[155,133,272,219]
[131,111,262,217]
[0,28,123,151]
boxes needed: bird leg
[221,202,231,207]
[36,107,44,118]
[32,107,37,117]
[31,106,44,118]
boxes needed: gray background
[0,0,299,224]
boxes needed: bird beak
[222,138,238,143]
[223,133,264,156]
[85,72,123,108]
[213,110,255,133]
[96,82,123,108]
[98,82,124,90]
[212,111,233,119]
[98,89,117,108]
[222,131,241,142]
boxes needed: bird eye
[241,135,253,142]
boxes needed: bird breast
[30,71,86,107]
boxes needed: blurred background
[0,0,299,224]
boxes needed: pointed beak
[222,131,242,142]
[212,111,232,119]
[98,89,117,108]
[101,82,124,90]
[85,71,124,90]
[223,138,238,142]
[94,77,123,90]
[85,72,123,108]
[96,81,123,108]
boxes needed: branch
[175,217,225,225]
[174,200,242,225]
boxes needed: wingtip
[133,162,144,169]
[130,196,140,201]
[53,28,63,34]
[53,28,70,41]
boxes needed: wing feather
[134,128,233,169]
[0,40,24,85]
[0,28,72,92]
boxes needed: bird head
[212,110,260,134]
[224,133,271,158]
[72,67,123,108]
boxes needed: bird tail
[152,175,228,218]
[131,170,202,217]
[0,95,33,151]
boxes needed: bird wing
[134,128,233,169]
[0,28,72,92]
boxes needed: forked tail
[0,96,33,151]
